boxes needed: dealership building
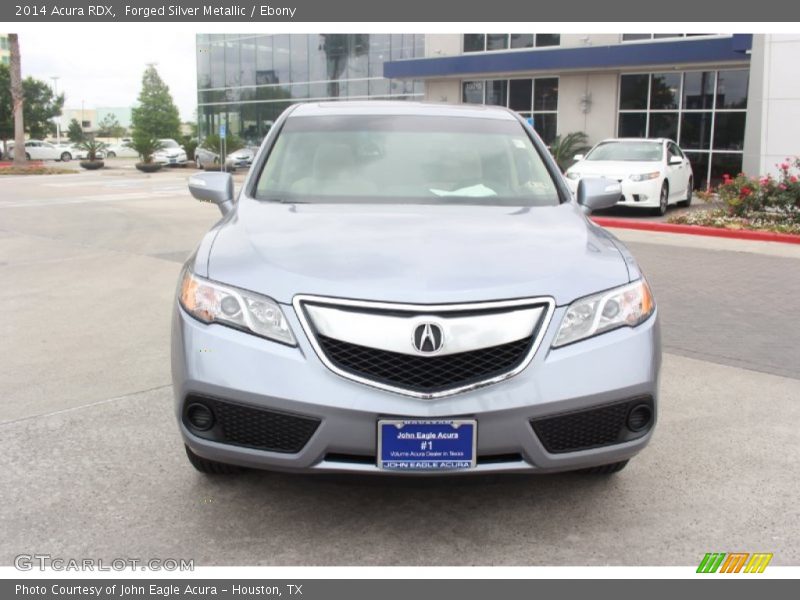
[196,33,799,189]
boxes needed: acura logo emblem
[412,322,444,354]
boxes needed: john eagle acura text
[172,102,661,475]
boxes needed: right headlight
[565,171,581,180]
[179,267,296,346]
[552,279,655,348]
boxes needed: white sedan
[9,140,72,162]
[153,139,188,167]
[564,138,693,216]
[104,143,139,159]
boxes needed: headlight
[553,279,655,348]
[179,268,296,345]
[629,171,661,182]
[565,171,581,180]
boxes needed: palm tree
[549,131,591,172]
[9,34,25,166]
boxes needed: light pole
[51,76,61,144]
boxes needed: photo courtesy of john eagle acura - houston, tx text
[172,101,661,476]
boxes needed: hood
[206,200,630,306]
[570,160,662,180]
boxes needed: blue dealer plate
[378,420,477,471]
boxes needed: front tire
[60,152,71,162]
[106,151,116,158]
[578,460,629,475]
[653,182,669,216]
[184,445,241,474]
[678,178,693,207]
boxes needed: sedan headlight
[629,171,661,182]
[553,279,655,348]
[179,268,296,345]
[565,171,581,180]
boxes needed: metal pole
[51,76,61,145]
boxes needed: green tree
[549,131,591,172]
[130,65,181,140]
[67,118,84,143]
[0,64,64,149]
[96,114,127,138]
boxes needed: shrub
[716,158,800,221]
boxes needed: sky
[18,30,198,121]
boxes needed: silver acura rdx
[172,102,661,476]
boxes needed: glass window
[654,34,682,39]
[486,80,508,106]
[238,37,256,87]
[710,153,743,186]
[713,113,746,150]
[680,112,712,149]
[620,74,649,110]
[510,34,534,49]
[649,113,678,140]
[462,81,484,104]
[683,152,709,189]
[587,141,664,162]
[622,34,651,41]
[255,115,561,207]
[255,36,275,85]
[463,34,485,52]
[509,79,533,112]
[290,35,309,84]
[532,114,557,145]
[683,71,714,109]
[272,35,291,86]
[209,38,226,88]
[716,69,749,109]
[536,34,561,47]
[650,73,681,110]
[486,34,509,51]
[533,78,558,111]
[618,113,647,138]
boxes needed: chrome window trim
[292,294,556,399]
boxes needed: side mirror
[188,172,234,216]
[573,154,585,161]
[669,155,683,165]
[577,177,622,214]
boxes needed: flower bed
[668,157,800,236]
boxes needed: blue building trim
[384,35,752,79]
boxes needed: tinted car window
[254,115,560,207]
[586,142,664,162]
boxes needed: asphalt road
[1,163,799,566]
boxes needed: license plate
[378,419,476,471]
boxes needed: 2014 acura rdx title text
[172,102,661,476]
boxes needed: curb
[592,217,800,245]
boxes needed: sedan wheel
[654,182,669,216]
[60,152,71,162]
[106,151,116,158]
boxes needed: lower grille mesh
[530,398,653,453]
[317,334,533,394]
[184,396,320,453]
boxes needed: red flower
[791,175,798,183]
[740,186,752,197]
[780,162,790,171]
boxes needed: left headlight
[629,171,661,182]
[179,268,296,346]
[565,171,581,180]
[553,279,655,348]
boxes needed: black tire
[653,182,668,216]
[678,178,693,207]
[578,460,629,475]
[60,152,71,162]
[184,445,241,474]
[106,151,116,158]
[25,152,31,160]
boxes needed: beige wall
[424,79,462,103]
[556,73,619,144]
[424,34,463,57]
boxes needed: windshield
[254,115,560,206]
[160,140,180,149]
[586,141,663,162]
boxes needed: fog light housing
[186,402,215,431]
[627,404,653,432]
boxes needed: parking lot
[1,163,799,566]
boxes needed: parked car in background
[194,146,220,169]
[175,102,660,477]
[153,139,188,167]
[564,138,693,215]
[224,146,256,170]
[8,140,72,162]
[104,143,139,158]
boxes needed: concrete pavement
[1,166,798,565]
